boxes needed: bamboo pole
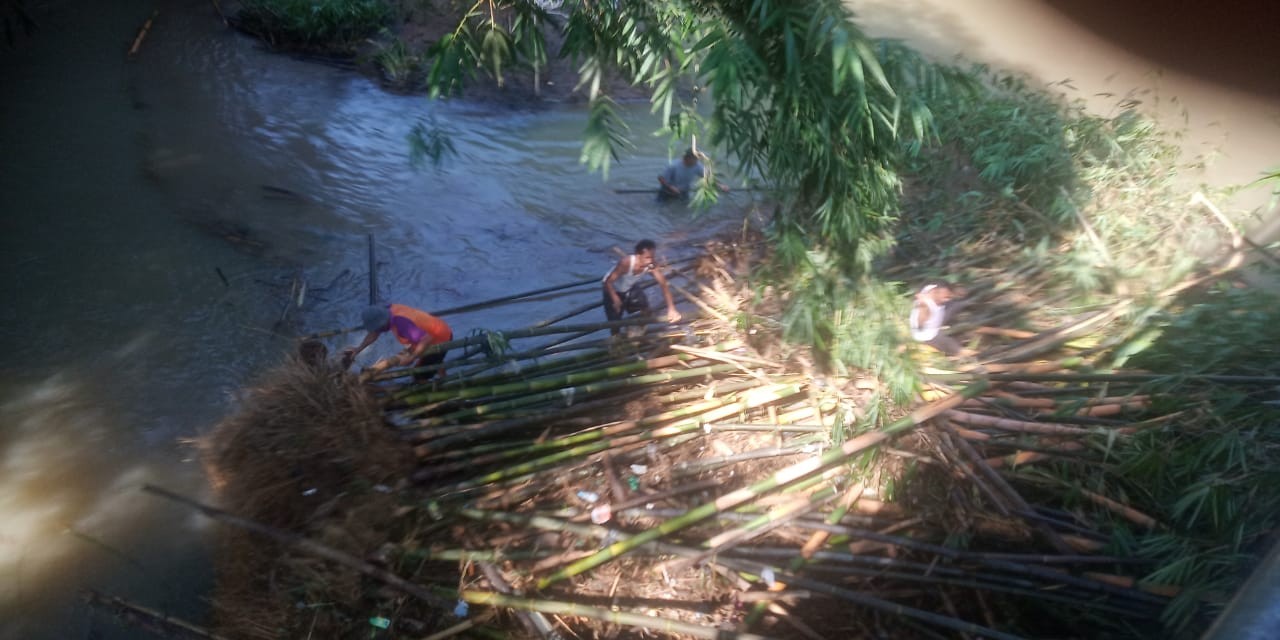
[461,591,775,640]
[81,589,228,640]
[409,362,740,425]
[536,382,988,588]
[404,348,733,405]
[367,233,377,304]
[432,277,599,316]
[1079,489,1162,529]
[415,389,755,479]
[128,10,159,58]
[944,410,1103,437]
[930,372,1280,385]
[432,383,804,495]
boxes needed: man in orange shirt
[341,303,453,379]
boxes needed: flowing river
[1,1,1276,638]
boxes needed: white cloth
[603,255,650,292]
[909,285,946,341]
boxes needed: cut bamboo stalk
[403,352,692,406]
[460,591,774,640]
[417,391,753,477]
[972,326,1039,340]
[1079,489,1162,529]
[411,362,739,426]
[799,481,865,560]
[944,410,1100,437]
[1082,573,1183,598]
[942,422,1074,552]
[983,441,1087,469]
[432,383,805,495]
[536,382,988,589]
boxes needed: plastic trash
[626,476,641,491]
[576,490,599,503]
[453,601,469,618]
[302,488,318,496]
[590,504,612,524]
[629,464,648,474]
[369,616,391,629]
[761,567,776,588]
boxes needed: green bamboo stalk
[409,362,740,425]
[700,484,839,551]
[398,547,555,563]
[701,423,828,433]
[409,392,649,452]
[418,393,747,475]
[535,382,989,589]
[424,373,773,460]
[460,591,776,640]
[403,352,690,406]
[414,377,781,456]
[397,317,662,363]
[391,349,611,397]
[407,339,743,405]
[433,383,804,495]
[931,371,1280,385]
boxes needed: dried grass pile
[200,354,415,639]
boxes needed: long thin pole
[367,233,377,305]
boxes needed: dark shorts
[603,285,651,322]
[412,338,450,382]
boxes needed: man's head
[682,149,698,167]
[361,305,391,333]
[926,282,964,304]
[635,239,657,265]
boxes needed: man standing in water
[341,303,453,379]
[657,149,728,199]
[603,240,682,335]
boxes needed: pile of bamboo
[145,237,1268,639]
[341,288,1194,638]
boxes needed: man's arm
[657,164,681,195]
[341,331,381,368]
[650,268,682,323]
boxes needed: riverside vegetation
[168,1,1280,639]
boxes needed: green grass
[237,0,391,53]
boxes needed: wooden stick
[128,10,158,58]
[945,410,1099,437]
[81,589,228,640]
[367,233,377,305]
[1080,489,1162,529]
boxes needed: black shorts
[603,285,651,321]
